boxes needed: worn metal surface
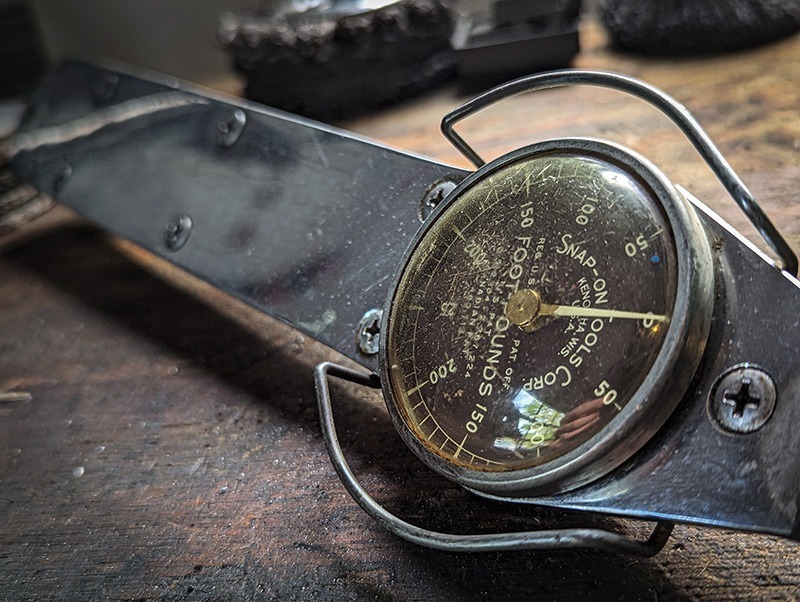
[8,61,467,373]
[2,18,800,601]
[11,61,800,542]
[512,198,800,538]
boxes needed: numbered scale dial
[381,140,712,495]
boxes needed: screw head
[163,213,192,251]
[708,364,777,434]
[356,308,383,356]
[418,180,458,222]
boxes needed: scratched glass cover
[387,151,678,471]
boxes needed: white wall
[28,0,263,85]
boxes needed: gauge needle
[505,288,667,332]
[540,305,667,321]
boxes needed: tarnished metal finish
[379,139,715,497]
[7,61,467,371]
[10,61,800,551]
[477,192,800,539]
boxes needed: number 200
[429,359,456,384]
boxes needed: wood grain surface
[2,17,800,602]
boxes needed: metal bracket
[440,69,798,276]
[313,361,674,555]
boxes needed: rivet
[163,213,193,251]
[93,73,119,103]
[215,109,247,147]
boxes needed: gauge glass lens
[387,150,678,471]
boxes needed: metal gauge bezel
[379,138,713,497]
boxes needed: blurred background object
[22,0,257,93]
[0,1,46,99]
[1,0,583,121]
[600,0,800,55]
[219,0,582,118]
[0,1,49,232]
[451,0,581,89]
[219,0,457,120]
[3,0,799,122]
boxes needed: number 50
[594,380,618,405]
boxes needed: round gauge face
[385,147,680,473]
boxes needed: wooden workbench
[2,19,800,601]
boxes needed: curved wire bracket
[440,69,798,276]
[314,361,674,556]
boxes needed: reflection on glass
[494,389,565,453]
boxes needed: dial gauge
[382,139,713,495]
